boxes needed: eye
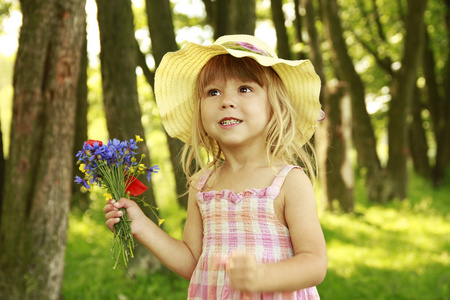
[238,85,253,93]
[207,89,221,97]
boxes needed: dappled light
[1,0,449,299]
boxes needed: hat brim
[155,37,321,145]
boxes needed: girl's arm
[226,168,327,292]
[104,186,203,279]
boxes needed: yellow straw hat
[155,34,323,145]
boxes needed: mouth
[219,118,242,126]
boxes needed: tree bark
[0,0,86,298]
[423,23,450,186]
[293,0,307,59]
[438,0,450,184]
[214,0,229,39]
[0,116,4,219]
[146,0,190,209]
[320,0,383,202]
[387,0,427,200]
[96,0,162,274]
[409,86,431,178]
[229,0,256,35]
[271,0,291,59]
[71,26,89,213]
[302,0,354,212]
[145,0,177,67]
[202,0,255,39]
[324,84,354,212]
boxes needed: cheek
[199,104,212,133]
[263,99,272,122]
[199,104,207,124]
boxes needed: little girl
[104,34,327,299]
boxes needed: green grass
[63,173,450,299]
[63,204,190,300]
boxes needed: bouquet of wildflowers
[74,136,162,269]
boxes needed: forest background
[0,0,449,299]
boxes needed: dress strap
[196,169,213,190]
[271,165,302,189]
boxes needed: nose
[220,92,236,109]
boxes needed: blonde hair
[182,54,317,188]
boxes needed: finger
[103,203,117,214]
[105,209,123,220]
[105,217,120,232]
[115,198,135,209]
[228,251,253,267]
[229,250,248,260]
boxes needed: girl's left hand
[226,252,265,293]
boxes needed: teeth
[221,119,241,125]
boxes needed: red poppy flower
[125,175,148,196]
[85,139,103,147]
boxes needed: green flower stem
[95,162,135,269]
[112,208,135,269]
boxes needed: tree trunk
[71,27,89,213]
[214,0,229,39]
[324,84,354,212]
[271,0,291,59]
[302,0,354,212]
[320,0,383,202]
[293,0,307,59]
[145,0,177,67]
[423,24,450,186]
[96,0,162,274]
[409,86,431,178]
[229,0,256,35]
[146,0,190,209]
[387,0,427,200]
[0,116,4,219]
[203,0,255,39]
[0,0,86,299]
[438,0,450,184]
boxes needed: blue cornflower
[74,176,90,190]
[147,165,160,181]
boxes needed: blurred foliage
[425,0,448,75]
[0,0,13,32]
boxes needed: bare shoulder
[283,167,316,198]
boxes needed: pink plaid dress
[188,165,320,299]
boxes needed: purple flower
[221,41,271,57]
[147,165,160,181]
[238,42,270,56]
[74,176,90,190]
[74,137,159,195]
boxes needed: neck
[219,149,285,174]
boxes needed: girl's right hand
[103,198,146,235]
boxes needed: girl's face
[200,77,271,149]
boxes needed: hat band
[220,41,272,57]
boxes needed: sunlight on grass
[318,174,450,299]
[64,210,190,300]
